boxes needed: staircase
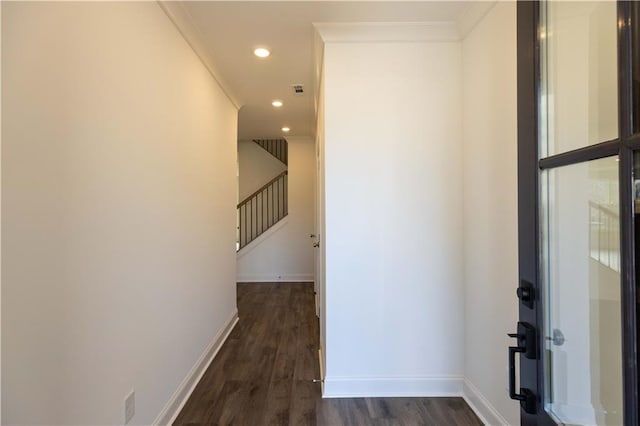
[237,139,288,250]
[253,138,288,165]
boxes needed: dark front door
[515,1,639,425]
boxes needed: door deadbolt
[517,280,534,309]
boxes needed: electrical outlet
[124,390,135,424]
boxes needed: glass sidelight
[540,157,623,425]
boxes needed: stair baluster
[237,170,288,250]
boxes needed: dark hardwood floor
[174,282,483,425]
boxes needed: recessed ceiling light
[254,48,270,58]
[281,127,290,132]
[272,100,283,108]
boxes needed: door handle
[545,328,565,346]
[313,242,320,248]
[508,322,537,414]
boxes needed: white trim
[236,273,314,283]
[462,378,509,426]
[314,21,460,43]
[547,402,598,426]
[236,216,289,259]
[312,28,325,125]
[322,376,464,398]
[153,312,239,426]
[157,1,240,109]
[456,1,496,40]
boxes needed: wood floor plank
[290,380,318,426]
[173,282,483,426]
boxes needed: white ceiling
[160,1,494,140]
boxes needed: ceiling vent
[292,84,304,95]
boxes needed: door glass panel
[540,156,622,425]
[632,3,640,134]
[539,1,619,158]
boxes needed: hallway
[174,283,483,425]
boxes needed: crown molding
[314,1,497,44]
[456,1,496,40]
[313,21,460,43]
[157,1,241,109]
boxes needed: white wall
[320,39,464,396]
[237,137,316,282]
[461,3,519,425]
[2,2,237,424]
[237,139,287,201]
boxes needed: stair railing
[237,170,288,250]
[253,139,288,165]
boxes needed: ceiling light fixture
[253,47,270,58]
[272,100,283,108]
[281,127,290,132]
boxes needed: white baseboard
[322,376,464,398]
[462,378,510,426]
[236,273,314,283]
[548,402,598,426]
[153,311,239,425]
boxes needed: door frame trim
[617,2,639,424]
[516,2,547,424]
